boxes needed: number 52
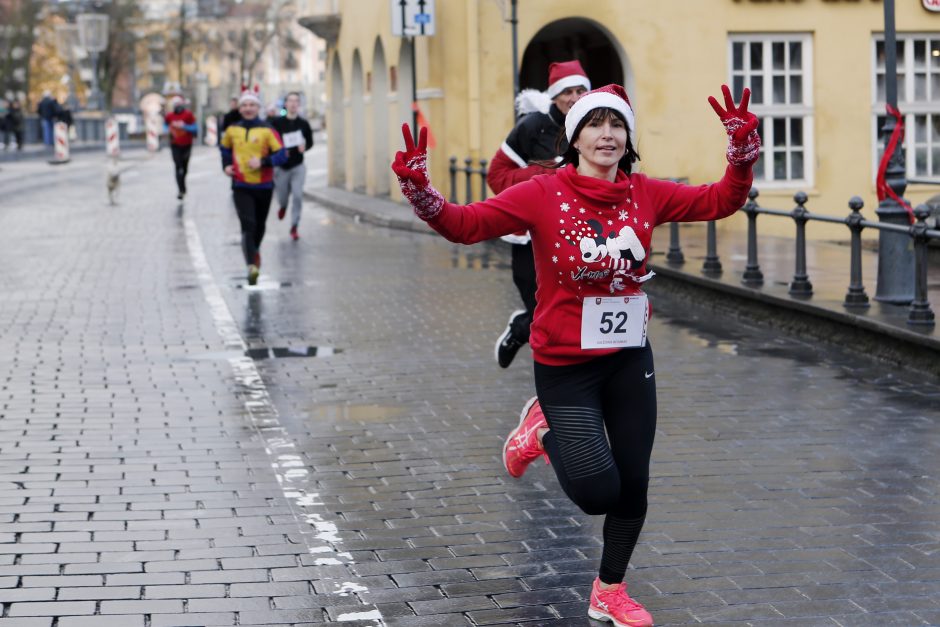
[599,311,628,334]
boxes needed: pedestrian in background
[392,83,760,627]
[37,91,59,147]
[489,60,590,370]
[221,96,241,133]
[270,92,313,241]
[220,87,287,286]
[58,106,74,141]
[4,100,24,151]
[0,99,8,149]
[164,95,198,200]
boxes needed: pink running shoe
[588,578,653,627]
[502,396,549,478]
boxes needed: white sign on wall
[925,0,940,12]
[390,0,435,36]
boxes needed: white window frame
[871,33,940,182]
[728,34,815,189]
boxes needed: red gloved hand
[708,85,761,166]
[392,124,444,219]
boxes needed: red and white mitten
[709,85,761,167]
[392,124,444,220]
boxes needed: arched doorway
[372,38,391,197]
[350,50,366,192]
[329,53,346,187]
[519,18,627,93]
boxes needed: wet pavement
[0,146,938,626]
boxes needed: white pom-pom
[515,89,551,116]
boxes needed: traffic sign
[391,0,435,37]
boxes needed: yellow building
[302,0,940,236]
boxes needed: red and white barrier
[53,121,69,162]
[146,115,160,153]
[204,116,218,147]
[105,117,120,157]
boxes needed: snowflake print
[554,242,561,248]
[618,210,629,221]
[559,219,565,224]
[634,202,638,209]
[607,220,614,226]
[569,255,575,262]
[644,221,650,230]
[560,202,570,212]
[552,255,558,263]
[633,217,638,224]
[579,208,586,214]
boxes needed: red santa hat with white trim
[564,84,635,142]
[545,60,591,99]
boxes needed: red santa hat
[545,60,591,99]
[238,84,261,106]
[564,84,635,142]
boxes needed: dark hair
[553,107,640,174]
[285,91,302,101]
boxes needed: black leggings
[534,344,656,584]
[171,145,192,194]
[232,187,273,265]
[510,242,537,342]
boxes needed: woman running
[220,87,287,285]
[392,84,759,627]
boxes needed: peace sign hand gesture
[391,123,444,220]
[708,85,761,167]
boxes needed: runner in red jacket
[164,97,198,200]
[393,84,760,627]
[489,60,590,369]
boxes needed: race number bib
[580,295,648,349]
[282,130,304,148]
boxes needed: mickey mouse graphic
[579,219,646,270]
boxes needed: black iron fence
[449,156,489,204]
[666,189,939,326]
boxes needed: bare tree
[223,0,296,87]
[96,0,143,111]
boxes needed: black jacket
[502,103,568,165]
[269,115,313,170]
[38,97,59,121]
[5,108,24,132]
[221,108,241,133]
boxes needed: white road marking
[183,216,385,625]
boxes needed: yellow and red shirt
[220,118,286,188]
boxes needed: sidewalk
[304,184,940,377]
[0,140,147,163]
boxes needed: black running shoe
[495,309,527,368]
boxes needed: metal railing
[666,189,938,327]
[449,156,489,204]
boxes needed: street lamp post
[874,0,914,303]
[77,13,110,111]
[54,23,81,111]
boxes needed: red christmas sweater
[426,162,753,366]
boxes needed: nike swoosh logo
[644,371,654,379]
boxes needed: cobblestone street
[0,147,938,626]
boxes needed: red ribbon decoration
[876,104,914,224]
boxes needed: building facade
[303,0,940,237]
